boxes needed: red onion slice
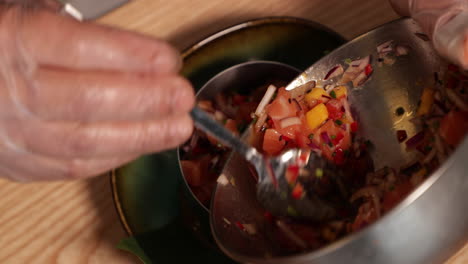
[415,33,430,41]
[352,72,369,87]
[292,99,302,111]
[324,84,336,92]
[342,99,354,123]
[405,131,425,148]
[307,142,320,149]
[255,84,277,116]
[350,186,381,218]
[280,117,301,128]
[395,45,410,56]
[396,130,407,142]
[446,89,468,111]
[377,40,393,54]
[321,132,332,146]
[357,56,371,71]
[254,111,268,132]
[324,65,344,80]
[290,81,316,99]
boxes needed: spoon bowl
[190,60,347,221]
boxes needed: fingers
[433,11,468,70]
[17,115,194,159]
[13,8,181,73]
[24,67,194,122]
[390,0,468,69]
[0,151,138,181]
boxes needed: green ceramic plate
[111,17,345,263]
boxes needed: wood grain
[0,0,466,263]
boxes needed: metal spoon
[191,107,346,221]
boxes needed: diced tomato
[263,129,285,155]
[295,133,311,149]
[276,123,302,140]
[439,110,468,147]
[266,88,297,120]
[325,99,344,120]
[312,120,351,161]
[382,181,413,212]
[332,132,344,145]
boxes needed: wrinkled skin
[390,0,468,69]
[0,3,194,181]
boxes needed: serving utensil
[210,18,468,264]
[190,61,348,222]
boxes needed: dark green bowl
[111,17,345,263]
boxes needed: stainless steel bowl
[210,18,468,264]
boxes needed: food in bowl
[179,89,258,206]
[181,49,467,252]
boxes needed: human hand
[0,4,194,181]
[390,0,468,69]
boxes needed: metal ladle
[191,61,346,222]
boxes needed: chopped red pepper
[333,148,345,165]
[267,119,274,127]
[365,64,373,76]
[291,183,304,200]
[286,165,299,184]
[332,132,344,145]
[298,152,308,165]
[350,122,358,132]
[326,100,344,120]
[235,221,245,231]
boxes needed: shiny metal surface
[60,0,129,20]
[210,18,468,264]
[191,62,344,221]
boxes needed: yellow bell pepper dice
[416,87,434,116]
[305,88,327,104]
[306,103,329,130]
[334,86,348,98]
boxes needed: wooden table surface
[0,0,467,263]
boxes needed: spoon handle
[190,107,259,160]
